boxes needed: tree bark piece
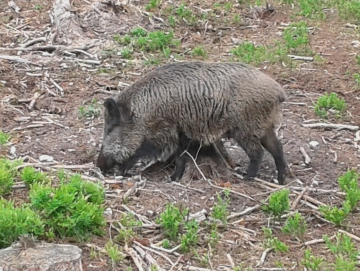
[0,242,82,271]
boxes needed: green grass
[0,198,44,248]
[0,130,11,146]
[301,248,324,270]
[0,158,23,196]
[145,0,161,11]
[21,166,49,185]
[283,21,312,55]
[353,73,360,89]
[211,189,230,225]
[192,46,208,58]
[262,189,290,218]
[262,227,289,253]
[105,240,124,268]
[281,212,307,241]
[314,92,347,118]
[79,99,102,118]
[29,173,106,239]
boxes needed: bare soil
[1,0,360,270]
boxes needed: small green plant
[105,241,124,268]
[176,2,193,20]
[119,47,133,59]
[34,4,42,11]
[0,158,22,196]
[338,169,360,210]
[21,167,48,185]
[192,46,207,58]
[115,228,136,244]
[144,58,160,65]
[145,0,161,11]
[353,73,360,89]
[130,27,147,38]
[224,2,233,11]
[233,14,241,24]
[314,92,347,118]
[79,99,102,118]
[262,227,289,253]
[180,219,199,252]
[0,198,44,248]
[319,202,351,226]
[0,130,10,146]
[168,15,176,27]
[301,248,324,270]
[156,203,188,240]
[162,239,170,248]
[262,189,290,217]
[29,175,106,239]
[282,212,307,241]
[323,233,359,270]
[208,226,220,248]
[230,42,267,64]
[211,189,230,225]
[283,21,312,54]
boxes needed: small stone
[39,155,54,162]
[104,208,112,219]
[309,141,319,149]
[312,180,319,186]
[9,146,16,156]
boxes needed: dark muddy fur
[97,61,287,184]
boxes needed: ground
[1,0,360,270]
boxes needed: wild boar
[96,61,287,184]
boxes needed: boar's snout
[96,146,115,172]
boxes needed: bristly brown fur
[96,61,287,184]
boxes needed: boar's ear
[104,98,121,123]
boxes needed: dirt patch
[1,0,360,270]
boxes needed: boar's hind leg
[261,130,287,185]
[235,138,264,180]
[170,155,187,182]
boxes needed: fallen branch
[0,54,42,66]
[338,229,360,242]
[50,78,64,96]
[287,54,313,61]
[302,123,359,131]
[258,247,273,266]
[227,204,261,220]
[291,187,308,209]
[133,244,165,271]
[299,147,311,165]
[133,240,174,266]
[124,244,145,271]
[21,37,47,48]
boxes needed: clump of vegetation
[301,248,324,270]
[314,92,346,118]
[114,28,180,58]
[262,189,290,217]
[230,41,268,64]
[0,130,11,146]
[145,0,161,11]
[79,99,102,118]
[335,0,360,23]
[21,166,49,185]
[262,227,289,253]
[283,21,312,54]
[320,169,360,226]
[105,240,125,268]
[281,212,307,241]
[0,158,23,196]
[0,198,44,248]
[353,73,360,89]
[156,203,199,252]
[29,174,106,239]
[211,189,230,225]
[323,233,360,270]
[156,203,187,240]
[115,213,142,244]
[192,46,207,58]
